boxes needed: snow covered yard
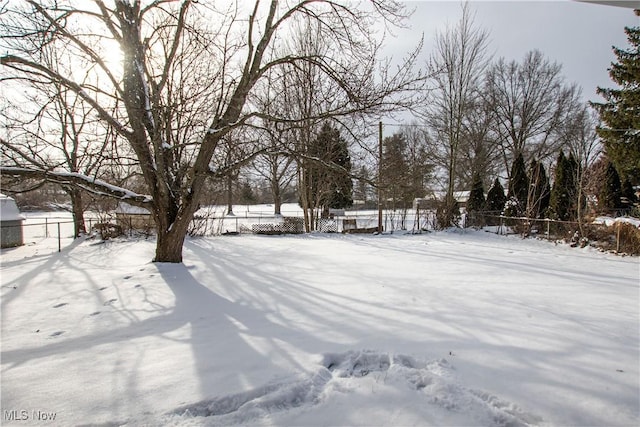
[1,230,638,426]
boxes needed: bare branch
[0,166,152,207]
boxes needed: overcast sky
[383,0,639,104]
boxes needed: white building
[0,194,25,248]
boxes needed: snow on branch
[0,167,152,207]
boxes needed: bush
[435,200,460,229]
[93,222,124,240]
[583,222,640,255]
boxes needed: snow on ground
[1,229,638,426]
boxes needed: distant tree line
[378,5,639,229]
[0,2,637,262]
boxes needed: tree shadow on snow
[1,251,334,413]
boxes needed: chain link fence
[1,216,75,253]
[4,209,637,256]
[466,212,640,255]
[185,208,439,236]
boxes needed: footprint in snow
[89,311,101,317]
[104,298,118,306]
[168,350,545,427]
[123,275,132,280]
[52,303,68,308]
[49,331,65,337]
[98,287,108,291]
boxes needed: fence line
[467,212,639,254]
[1,219,76,253]
[3,209,638,256]
[185,210,438,236]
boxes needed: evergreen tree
[486,178,507,213]
[621,177,638,209]
[591,10,640,185]
[239,181,257,204]
[466,172,485,226]
[354,165,371,206]
[326,137,353,210]
[565,153,583,220]
[507,153,529,215]
[306,123,353,215]
[467,172,485,212]
[528,159,551,218]
[550,151,572,220]
[380,133,410,208]
[600,162,622,213]
[485,177,507,225]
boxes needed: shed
[115,202,154,231]
[0,194,25,248]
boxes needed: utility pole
[378,121,383,233]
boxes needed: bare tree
[457,96,502,191]
[1,42,113,237]
[401,124,433,200]
[251,69,296,216]
[423,3,490,226]
[380,126,432,230]
[485,50,583,171]
[253,139,295,216]
[1,0,425,262]
[562,106,603,225]
[274,17,328,231]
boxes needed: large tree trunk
[297,161,312,232]
[227,174,234,215]
[68,188,86,237]
[151,166,210,262]
[153,202,194,262]
[154,228,187,263]
[273,182,282,215]
[444,140,458,227]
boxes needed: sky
[383,0,639,104]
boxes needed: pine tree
[591,10,640,185]
[380,132,409,209]
[621,177,637,209]
[485,178,506,225]
[239,181,257,204]
[507,153,529,215]
[467,172,486,213]
[565,153,583,220]
[528,159,551,218]
[307,123,353,215]
[486,178,507,213]
[600,162,622,213]
[326,137,353,210]
[550,151,573,221]
[466,172,485,226]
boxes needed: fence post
[45,217,49,237]
[547,219,550,241]
[57,222,61,252]
[616,222,621,253]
